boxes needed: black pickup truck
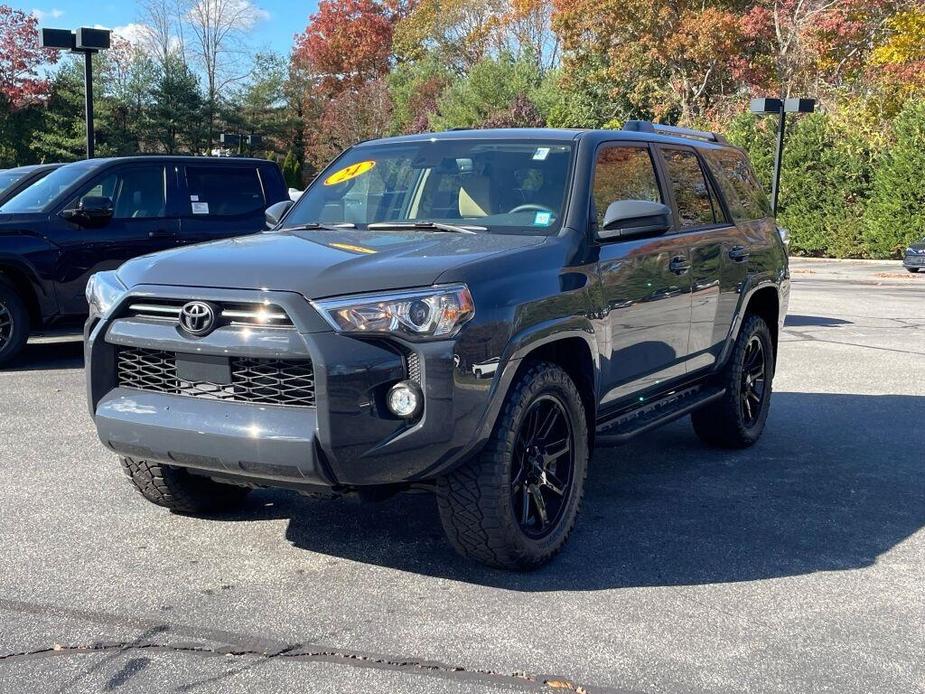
[0,156,287,364]
[85,125,789,569]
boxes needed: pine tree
[282,151,302,189]
[864,99,925,258]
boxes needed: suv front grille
[117,348,316,407]
[127,300,293,328]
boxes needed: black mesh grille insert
[117,348,316,407]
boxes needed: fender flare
[716,278,784,368]
[0,254,56,319]
[471,315,599,445]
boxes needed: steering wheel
[508,203,555,216]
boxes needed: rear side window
[591,146,662,228]
[660,148,720,227]
[703,149,770,222]
[185,166,265,217]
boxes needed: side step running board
[595,384,726,446]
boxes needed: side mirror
[598,200,672,240]
[265,200,293,228]
[62,196,114,227]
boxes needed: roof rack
[622,120,727,144]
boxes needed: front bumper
[903,254,924,269]
[86,286,498,488]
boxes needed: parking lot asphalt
[1,259,923,693]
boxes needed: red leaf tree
[0,5,57,107]
[293,0,402,98]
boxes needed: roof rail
[622,120,727,144]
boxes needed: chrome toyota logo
[179,301,216,336]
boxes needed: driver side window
[592,146,662,229]
[65,166,166,220]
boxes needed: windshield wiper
[282,222,357,231]
[367,221,486,235]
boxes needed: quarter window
[703,149,770,222]
[661,149,719,227]
[186,166,265,217]
[591,146,661,229]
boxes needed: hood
[117,228,547,299]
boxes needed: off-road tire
[436,361,589,570]
[120,457,250,514]
[0,281,30,366]
[691,314,774,449]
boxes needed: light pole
[750,98,816,216]
[40,27,112,159]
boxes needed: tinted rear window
[703,148,770,222]
[185,166,265,217]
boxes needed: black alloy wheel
[510,394,575,539]
[436,361,589,569]
[0,300,11,352]
[740,335,768,427]
[691,313,774,449]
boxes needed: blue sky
[14,0,319,57]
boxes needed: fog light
[387,381,422,418]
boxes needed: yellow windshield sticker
[324,160,376,186]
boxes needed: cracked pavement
[0,259,923,693]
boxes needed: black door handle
[729,245,750,261]
[669,256,691,275]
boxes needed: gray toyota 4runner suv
[86,123,789,570]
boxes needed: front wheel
[691,314,775,449]
[0,282,30,366]
[437,362,589,570]
[120,457,250,514]
[907,267,920,273]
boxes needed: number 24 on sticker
[324,161,376,186]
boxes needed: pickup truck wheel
[436,362,588,570]
[120,457,250,514]
[0,283,29,366]
[692,314,774,449]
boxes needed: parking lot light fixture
[40,26,112,159]
[749,97,816,216]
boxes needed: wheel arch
[717,282,782,369]
[476,320,599,450]
[0,262,43,328]
[744,286,780,354]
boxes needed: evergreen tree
[147,57,206,154]
[32,62,85,162]
[282,150,302,189]
[864,99,925,258]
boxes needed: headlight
[313,285,474,340]
[85,271,128,318]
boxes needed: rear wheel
[692,314,774,449]
[120,457,250,514]
[437,362,588,570]
[0,282,30,366]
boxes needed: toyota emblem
[179,301,216,336]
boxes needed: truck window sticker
[324,161,376,186]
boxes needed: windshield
[0,170,29,195]
[0,165,88,214]
[284,139,575,235]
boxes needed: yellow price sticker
[324,160,376,186]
